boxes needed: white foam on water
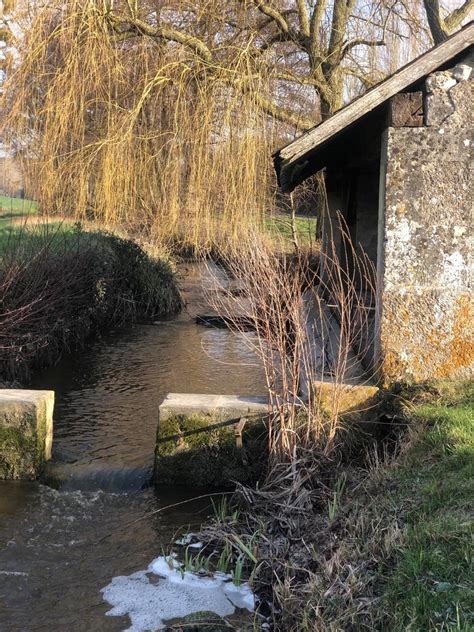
[101,555,255,632]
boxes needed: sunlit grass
[0,195,38,214]
[383,382,473,630]
[0,198,73,252]
[263,213,318,250]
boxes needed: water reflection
[0,262,266,631]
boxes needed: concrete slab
[159,393,269,422]
[156,393,269,486]
[312,380,380,420]
[0,389,54,480]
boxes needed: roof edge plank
[275,22,473,170]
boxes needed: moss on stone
[155,413,267,486]
[0,424,38,479]
[0,395,52,480]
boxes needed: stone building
[273,24,473,384]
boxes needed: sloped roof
[274,22,474,191]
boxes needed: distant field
[264,213,318,249]
[0,196,73,251]
[0,194,38,214]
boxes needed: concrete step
[159,393,269,422]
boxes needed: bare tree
[422,0,473,44]
[2,0,468,248]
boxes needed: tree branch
[423,0,448,43]
[250,91,315,129]
[445,0,474,32]
[272,69,326,91]
[251,0,291,34]
[107,14,213,62]
[310,0,329,57]
[341,37,385,59]
[296,0,310,37]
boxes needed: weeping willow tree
[1,0,467,250]
[2,2,283,249]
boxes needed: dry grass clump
[207,215,377,462]
[198,218,385,629]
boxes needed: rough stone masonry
[0,390,54,480]
[377,53,473,382]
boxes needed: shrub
[0,226,182,382]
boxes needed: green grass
[383,383,474,630]
[0,196,72,252]
[263,213,318,249]
[0,194,38,214]
[285,382,473,631]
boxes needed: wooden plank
[276,23,473,165]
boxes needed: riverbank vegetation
[0,220,181,384]
[189,381,473,631]
[178,236,472,631]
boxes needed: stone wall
[377,63,473,382]
[0,390,54,480]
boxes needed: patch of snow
[174,534,202,548]
[174,534,194,546]
[101,555,255,632]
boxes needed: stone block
[0,389,54,480]
[311,380,381,420]
[155,394,269,486]
[159,394,268,422]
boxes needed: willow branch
[310,0,329,56]
[445,0,474,32]
[107,14,213,62]
[251,0,291,34]
[341,37,385,59]
[296,0,310,37]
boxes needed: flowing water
[0,263,266,632]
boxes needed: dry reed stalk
[206,211,378,463]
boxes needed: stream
[0,263,266,631]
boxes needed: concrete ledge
[312,380,380,419]
[156,394,269,486]
[159,393,269,422]
[0,389,54,480]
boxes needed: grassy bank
[0,221,182,383]
[262,213,318,252]
[192,382,472,631]
[380,383,473,630]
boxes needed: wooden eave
[273,22,474,192]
